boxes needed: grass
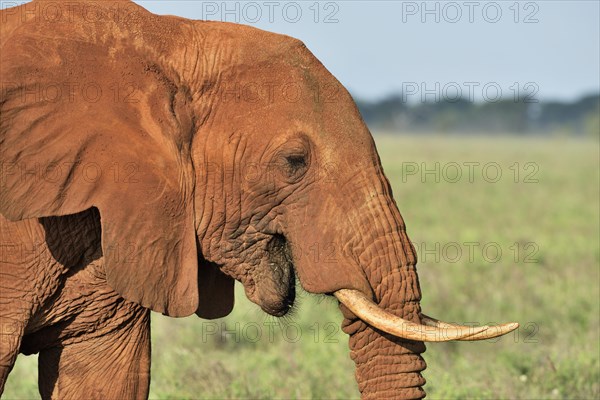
[4,134,599,399]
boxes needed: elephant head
[0,1,517,398]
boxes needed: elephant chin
[259,288,296,317]
[243,234,297,317]
[244,276,296,317]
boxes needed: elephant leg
[0,319,25,395]
[38,306,151,400]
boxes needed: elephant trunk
[331,179,518,398]
[341,266,427,399]
[338,188,428,399]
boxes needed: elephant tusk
[334,289,490,342]
[420,314,519,341]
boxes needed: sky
[5,1,600,102]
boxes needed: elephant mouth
[244,234,296,317]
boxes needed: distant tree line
[354,93,600,137]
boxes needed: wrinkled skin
[2,1,425,399]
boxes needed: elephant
[0,0,518,399]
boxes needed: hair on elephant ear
[0,29,233,318]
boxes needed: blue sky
[135,0,599,103]
[7,1,600,102]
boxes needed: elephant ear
[0,26,200,316]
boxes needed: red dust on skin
[0,2,517,400]
[0,1,424,397]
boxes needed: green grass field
[5,134,599,399]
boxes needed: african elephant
[0,0,518,399]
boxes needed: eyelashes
[285,154,307,174]
[270,134,312,183]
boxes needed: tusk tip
[420,314,520,341]
[464,321,520,340]
[504,322,520,331]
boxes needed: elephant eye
[271,135,312,183]
[280,153,308,182]
[276,152,309,183]
[285,155,307,173]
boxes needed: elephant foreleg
[38,306,151,400]
[0,320,25,395]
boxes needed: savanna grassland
[5,135,599,399]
